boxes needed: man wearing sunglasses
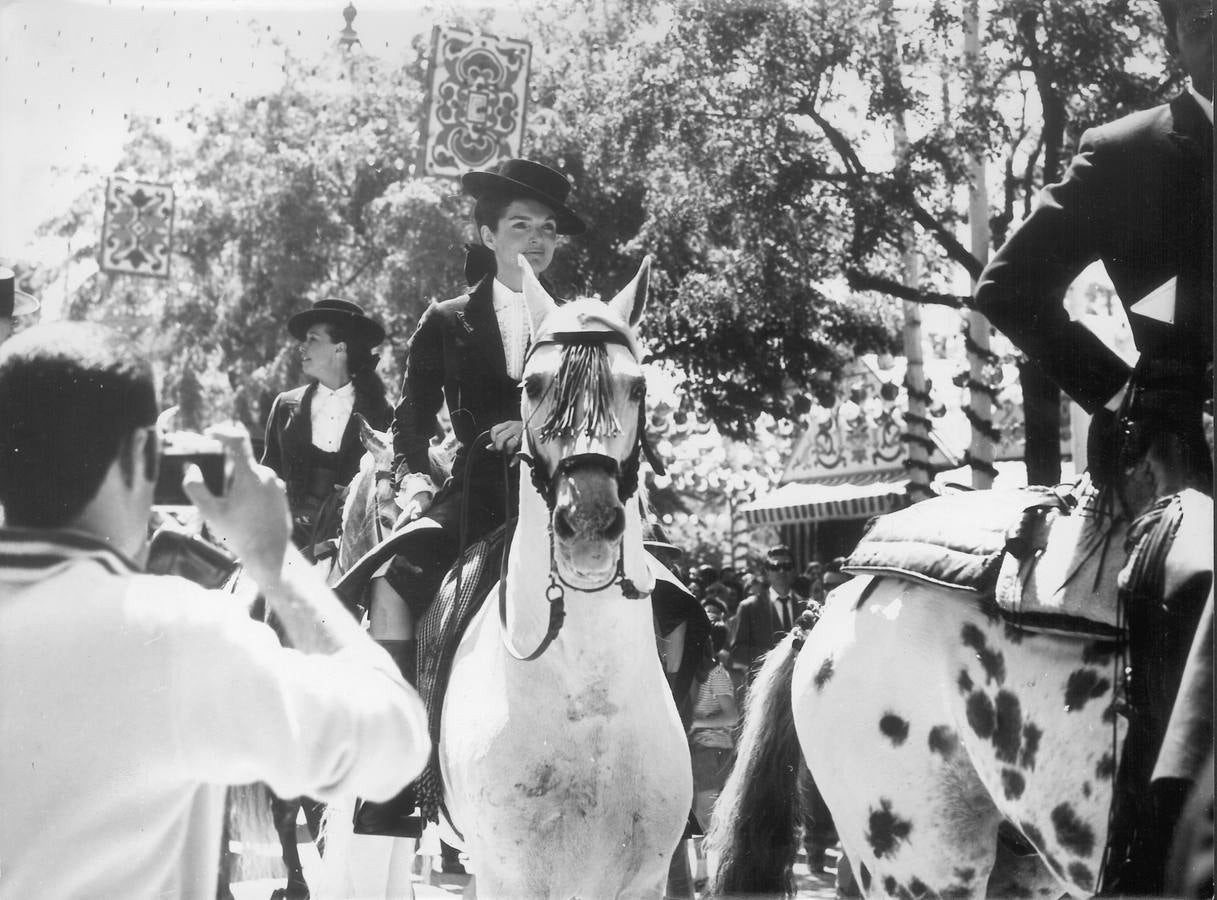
[730,545,801,684]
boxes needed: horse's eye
[629,382,646,403]
[524,376,544,400]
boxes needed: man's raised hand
[182,423,291,589]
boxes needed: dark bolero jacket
[261,381,392,512]
[975,92,1212,412]
[392,276,523,480]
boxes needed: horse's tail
[706,629,805,898]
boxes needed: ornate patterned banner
[100,178,174,278]
[420,26,531,178]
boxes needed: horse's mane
[535,342,623,443]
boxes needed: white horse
[321,257,692,899]
[707,476,1212,898]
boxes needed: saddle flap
[994,495,1125,639]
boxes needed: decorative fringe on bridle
[536,343,622,443]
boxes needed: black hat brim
[461,171,586,235]
[288,309,386,346]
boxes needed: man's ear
[480,224,497,250]
[119,426,158,488]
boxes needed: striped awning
[740,474,910,526]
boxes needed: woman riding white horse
[320,256,692,899]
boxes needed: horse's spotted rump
[1020,820,1044,848]
[1051,802,1095,857]
[1095,752,1115,780]
[814,656,834,691]
[1082,640,1118,665]
[1067,861,1095,891]
[1019,722,1042,770]
[880,713,910,746]
[966,690,996,738]
[960,623,1006,685]
[954,867,976,883]
[1001,768,1026,800]
[1063,668,1111,712]
[928,725,958,759]
[957,668,974,694]
[993,690,1023,763]
[867,798,913,858]
[1082,781,1091,798]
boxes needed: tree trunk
[964,0,996,489]
[1019,7,1066,486]
[880,0,933,501]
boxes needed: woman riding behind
[262,297,392,559]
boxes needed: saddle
[843,479,1127,639]
[351,521,513,838]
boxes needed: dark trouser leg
[798,760,836,872]
[440,840,466,874]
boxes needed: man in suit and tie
[974,2,1212,891]
[730,545,801,681]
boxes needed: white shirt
[310,381,355,452]
[771,593,797,631]
[0,529,429,900]
[492,278,532,381]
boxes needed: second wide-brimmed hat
[0,267,40,318]
[287,298,385,346]
[461,158,586,235]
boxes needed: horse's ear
[607,256,650,327]
[520,253,559,335]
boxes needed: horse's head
[518,255,654,591]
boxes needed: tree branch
[846,268,971,309]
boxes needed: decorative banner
[100,177,174,277]
[420,26,531,177]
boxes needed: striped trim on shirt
[0,527,140,583]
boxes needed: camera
[154,432,226,506]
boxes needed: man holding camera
[0,322,429,899]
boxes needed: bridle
[495,328,666,661]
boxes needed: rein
[458,329,657,662]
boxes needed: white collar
[314,381,354,400]
[492,277,525,308]
[1188,82,1213,125]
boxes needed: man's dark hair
[0,322,157,527]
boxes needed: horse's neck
[500,472,656,666]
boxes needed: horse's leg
[271,795,309,898]
[794,580,1003,898]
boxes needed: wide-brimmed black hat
[288,298,385,346]
[461,158,586,235]
[0,267,40,318]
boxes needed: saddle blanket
[844,482,1127,639]
[413,521,514,825]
